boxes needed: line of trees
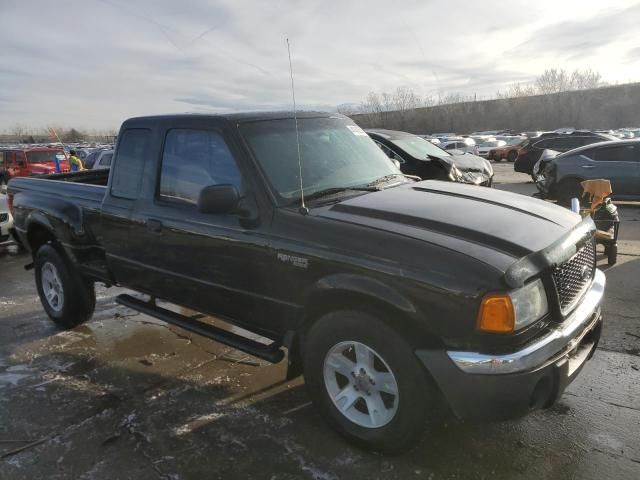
[346,68,613,132]
[0,126,118,144]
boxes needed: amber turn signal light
[477,294,515,333]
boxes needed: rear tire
[303,310,436,454]
[34,244,95,328]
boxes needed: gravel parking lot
[1,166,639,480]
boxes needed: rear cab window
[111,129,151,199]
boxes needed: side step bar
[115,294,284,364]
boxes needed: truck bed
[41,169,110,186]
[8,170,108,205]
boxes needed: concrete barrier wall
[350,82,640,134]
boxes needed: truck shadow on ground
[0,305,615,480]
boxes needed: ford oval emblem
[580,265,591,282]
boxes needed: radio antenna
[286,38,308,214]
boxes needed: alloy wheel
[323,341,399,428]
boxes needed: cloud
[0,0,638,129]
[510,3,640,57]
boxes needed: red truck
[0,148,70,186]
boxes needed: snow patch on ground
[174,412,225,436]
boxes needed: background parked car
[82,148,107,169]
[477,140,506,158]
[0,188,18,247]
[470,135,496,146]
[75,148,94,161]
[92,149,114,170]
[367,129,493,186]
[536,140,640,204]
[487,136,527,162]
[418,135,441,145]
[0,147,69,185]
[514,131,616,174]
[440,138,478,155]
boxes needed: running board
[115,294,284,364]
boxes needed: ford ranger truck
[8,112,604,453]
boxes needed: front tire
[507,150,518,162]
[35,244,95,328]
[303,310,436,453]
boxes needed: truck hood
[318,180,582,271]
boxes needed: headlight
[510,279,548,330]
[477,279,548,333]
[448,165,463,181]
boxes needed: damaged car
[367,129,494,186]
[534,140,640,204]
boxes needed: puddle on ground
[0,364,36,388]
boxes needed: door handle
[146,219,163,233]
[581,165,596,169]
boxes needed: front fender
[305,272,421,321]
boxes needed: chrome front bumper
[447,269,605,375]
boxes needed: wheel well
[27,224,56,255]
[301,291,441,350]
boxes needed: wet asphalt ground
[1,165,639,480]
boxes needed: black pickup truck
[8,112,605,453]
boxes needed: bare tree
[8,124,27,141]
[569,69,603,90]
[535,68,571,94]
[496,82,537,99]
[63,128,85,143]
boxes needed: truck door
[98,128,154,283]
[127,126,280,334]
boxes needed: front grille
[0,213,8,222]
[552,239,596,315]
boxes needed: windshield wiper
[304,185,380,202]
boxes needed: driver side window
[159,129,244,205]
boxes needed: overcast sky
[1,0,639,130]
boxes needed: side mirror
[0,184,7,195]
[197,184,240,214]
[393,159,401,169]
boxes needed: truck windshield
[27,151,65,163]
[240,116,402,202]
